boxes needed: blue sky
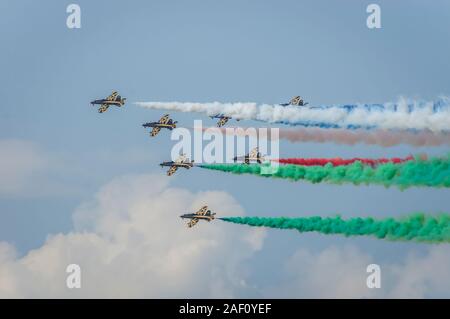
[0,0,449,298]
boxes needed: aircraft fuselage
[143,122,176,129]
[180,213,215,221]
[233,155,263,164]
[90,99,124,106]
[160,161,193,169]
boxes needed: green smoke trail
[200,157,450,189]
[220,214,450,243]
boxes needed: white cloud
[386,246,450,298]
[265,245,376,298]
[0,173,265,298]
[265,244,450,298]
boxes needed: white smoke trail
[135,97,450,132]
[136,101,259,119]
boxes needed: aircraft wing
[167,165,178,176]
[196,206,208,216]
[150,127,161,137]
[98,104,110,113]
[159,114,170,124]
[106,91,118,101]
[187,218,199,228]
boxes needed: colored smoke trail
[136,97,450,132]
[275,127,450,147]
[220,214,450,243]
[274,155,417,167]
[199,157,450,189]
[197,127,450,147]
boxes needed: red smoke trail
[273,155,421,167]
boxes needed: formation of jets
[233,147,265,164]
[180,205,216,228]
[90,91,307,228]
[143,114,178,137]
[160,154,195,176]
[91,91,127,113]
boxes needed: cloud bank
[0,174,265,298]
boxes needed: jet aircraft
[180,206,216,228]
[160,154,194,176]
[210,114,240,127]
[233,147,265,164]
[91,91,126,113]
[142,114,178,137]
[280,96,308,107]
